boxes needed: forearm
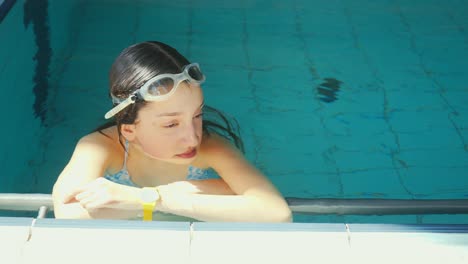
[55,179,291,222]
[157,187,292,222]
[184,179,235,195]
[54,202,140,219]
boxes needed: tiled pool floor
[28,0,468,223]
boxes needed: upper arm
[201,134,292,221]
[52,133,115,208]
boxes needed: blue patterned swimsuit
[104,141,219,187]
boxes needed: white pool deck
[1,217,468,264]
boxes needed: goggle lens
[147,77,174,96]
[187,65,204,82]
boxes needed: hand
[63,178,141,211]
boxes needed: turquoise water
[0,0,467,223]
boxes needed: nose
[183,122,200,147]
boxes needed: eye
[194,112,204,119]
[163,122,178,128]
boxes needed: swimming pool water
[1,0,467,223]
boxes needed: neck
[127,141,176,169]
[126,143,189,186]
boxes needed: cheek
[135,127,176,158]
[140,138,169,158]
[135,118,204,158]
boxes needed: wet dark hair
[94,41,244,152]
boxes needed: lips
[176,148,197,158]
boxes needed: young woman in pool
[52,41,292,222]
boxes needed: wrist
[118,186,145,210]
[140,187,161,221]
[154,184,194,215]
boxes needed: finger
[63,187,86,204]
[84,198,108,211]
[78,192,101,210]
[63,196,79,204]
[63,178,105,204]
[83,194,117,211]
[77,189,115,210]
[62,178,103,203]
[75,190,94,201]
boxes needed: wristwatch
[140,187,160,221]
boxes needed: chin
[172,155,198,164]
[142,147,198,164]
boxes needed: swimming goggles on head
[104,63,205,119]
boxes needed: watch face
[141,188,158,203]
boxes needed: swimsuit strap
[123,140,129,170]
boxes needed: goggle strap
[104,95,136,119]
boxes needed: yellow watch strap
[143,203,155,221]
[142,187,160,221]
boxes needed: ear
[121,124,137,141]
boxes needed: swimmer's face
[123,82,204,164]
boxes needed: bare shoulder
[53,126,122,199]
[198,133,243,164]
[79,126,119,148]
[198,133,257,177]
[68,126,122,170]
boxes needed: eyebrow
[156,101,205,117]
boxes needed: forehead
[140,83,204,117]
